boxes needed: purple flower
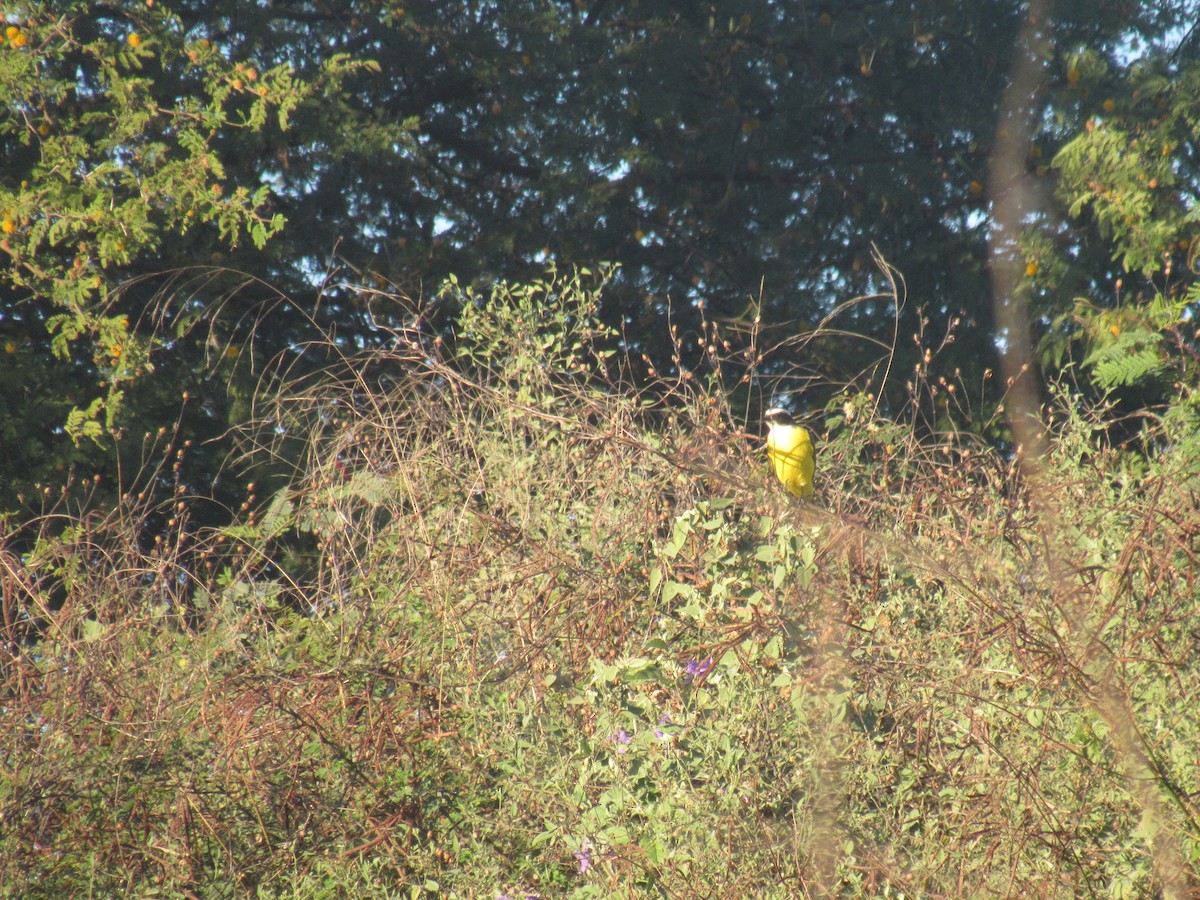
[684,657,713,683]
[575,837,592,873]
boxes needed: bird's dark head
[764,407,797,426]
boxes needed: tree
[1037,30,1200,419]
[0,2,355,513]
[2,0,1197,516]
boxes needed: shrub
[2,269,1197,897]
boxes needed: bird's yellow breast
[766,422,815,499]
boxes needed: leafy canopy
[2,0,1199,514]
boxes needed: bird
[764,407,815,499]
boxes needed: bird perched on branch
[764,407,815,499]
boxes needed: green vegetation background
[2,2,1200,897]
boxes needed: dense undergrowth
[2,269,1199,897]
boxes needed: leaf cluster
[3,273,1199,897]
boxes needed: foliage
[0,2,366,509]
[3,1,1200,516]
[2,274,1198,897]
[1035,37,1200,406]
[2,4,298,420]
[4,0,1200,895]
[1052,51,1200,278]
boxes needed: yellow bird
[764,407,815,499]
